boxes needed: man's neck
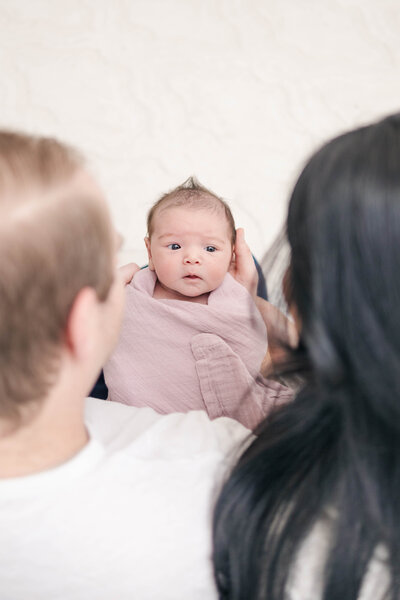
[0,388,88,479]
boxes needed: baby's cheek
[213,267,228,286]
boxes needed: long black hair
[213,113,400,600]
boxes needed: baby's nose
[184,251,200,264]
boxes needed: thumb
[118,262,140,285]
[232,228,258,296]
[234,228,253,267]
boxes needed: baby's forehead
[157,210,229,240]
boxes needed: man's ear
[65,287,98,360]
[144,237,155,271]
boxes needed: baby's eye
[167,243,181,250]
[205,246,217,252]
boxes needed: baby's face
[146,206,233,299]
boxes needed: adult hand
[118,263,140,285]
[255,296,299,374]
[229,228,258,297]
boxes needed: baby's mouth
[184,274,200,279]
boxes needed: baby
[104,178,290,428]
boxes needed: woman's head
[213,114,400,600]
[286,114,400,412]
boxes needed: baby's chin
[175,277,226,298]
[175,286,211,299]
[154,278,210,301]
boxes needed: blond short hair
[147,177,236,245]
[0,131,114,418]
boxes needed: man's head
[0,131,118,420]
[145,177,236,299]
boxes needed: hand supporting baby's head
[145,177,236,303]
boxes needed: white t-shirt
[0,397,250,600]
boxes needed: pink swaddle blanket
[104,268,291,427]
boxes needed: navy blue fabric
[90,370,108,400]
[255,257,267,300]
[89,257,267,399]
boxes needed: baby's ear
[144,237,155,271]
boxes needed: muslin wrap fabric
[104,268,292,428]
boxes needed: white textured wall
[1,0,399,265]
